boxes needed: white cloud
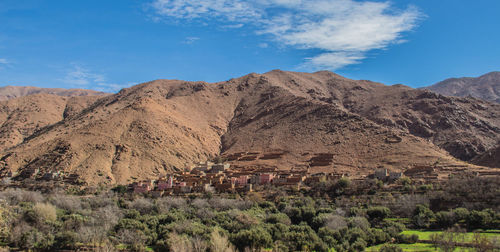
[150,0,422,70]
[60,64,132,93]
[61,64,105,86]
[258,42,269,48]
[0,58,8,64]
[183,36,200,44]
[222,23,244,29]
[94,82,137,93]
[151,0,260,21]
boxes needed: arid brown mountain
[0,85,108,101]
[472,143,500,168]
[0,70,499,186]
[0,94,104,151]
[425,72,500,103]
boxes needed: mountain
[0,70,499,186]
[0,85,108,101]
[425,72,500,103]
[0,94,104,151]
[472,143,500,168]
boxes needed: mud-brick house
[174,183,192,194]
[374,168,388,180]
[192,161,214,172]
[193,184,215,193]
[305,173,327,184]
[211,163,230,173]
[42,171,63,181]
[133,181,153,194]
[287,175,306,184]
[157,177,174,190]
[259,173,275,184]
[389,171,403,181]
[215,182,235,193]
[231,175,249,186]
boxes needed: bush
[395,234,418,244]
[50,194,83,212]
[412,204,434,228]
[452,208,469,222]
[28,202,57,224]
[210,228,235,252]
[53,231,79,249]
[266,213,291,225]
[379,244,403,252]
[435,211,456,228]
[467,210,493,229]
[231,226,272,250]
[112,185,128,194]
[130,198,155,215]
[0,189,44,205]
[367,206,391,220]
[19,228,54,250]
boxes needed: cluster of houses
[371,168,404,181]
[130,161,346,196]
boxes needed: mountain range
[425,72,500,103]
[0,70,498,186]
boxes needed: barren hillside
[0,71,499,186]
[0,94,104,151]
[425,72,500,103]
[0,85,108,101]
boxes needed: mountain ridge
[424,71,500,103]
[0,85,109,101]
[0,70,498,186]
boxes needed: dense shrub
[231,226,273,250]
[412,204,434,228]
[367,206,391,220]
[379,244,403,252]
[395,233,419,244]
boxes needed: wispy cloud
[150,0,422,70]
[94,82,137,93]
[258,43,269,48]
[0,58,9,70]
[60,63,105,86]
[59,63,133,93]
[222,23,244,29]
[183,36,200,44]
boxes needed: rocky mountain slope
[472,143,500,168]
[0,85,108,101]
[425,72,500,103]
[0,71,499,186]
[0,94,104,151]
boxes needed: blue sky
[0,0,498,92]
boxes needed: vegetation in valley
[0,176,499,251]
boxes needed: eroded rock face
[0,70,499,186]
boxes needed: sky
[0,0,499,92]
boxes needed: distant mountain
[0,70,498,186]
[0,85,108,101]
[425,72,500,103]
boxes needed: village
[129,160,413,196]
[129,157,500,196]
[1,150,499,195]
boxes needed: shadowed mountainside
[472,143,500,168]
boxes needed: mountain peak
[425,71,500,103]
